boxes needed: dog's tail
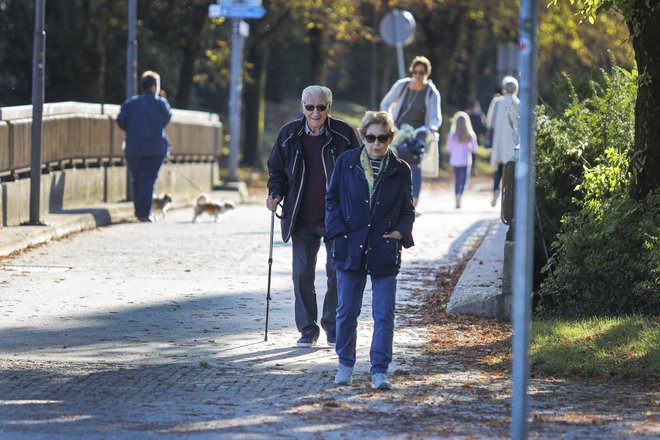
[196,193,211,206]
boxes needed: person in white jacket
[380,56,442,214]
[486,76,520,207]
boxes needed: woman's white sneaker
[371,372,391,390]
[334,364,353,385]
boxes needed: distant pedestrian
[117,71,172,222]
[446,111,478,209]
[266,85,359,348]
[486,76,520,207]
[466,99,486,177]
[326,110,415,390]
[467,99,486,145]
[380,55,442,216]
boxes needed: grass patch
[531,315,660,379]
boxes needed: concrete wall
[0,162,214,227]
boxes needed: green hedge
[534,67,660,317]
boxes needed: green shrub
[535,67,659,317]
[534,68,637,271]
[539,181,660,317]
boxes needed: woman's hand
[383,230,402,240]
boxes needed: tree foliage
[535,66,659,317]
[549,0,660,197]
[0,0,637,169]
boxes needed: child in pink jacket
[445,111,478,209]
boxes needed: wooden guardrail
[0,101,223,179]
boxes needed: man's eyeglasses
[304,104,328,112]
[364,134,391,143]
[412,70,427,76]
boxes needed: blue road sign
[208,4,265,19]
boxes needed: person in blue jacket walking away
[117,70,172,222]
[325,111,415,390]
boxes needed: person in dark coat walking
[266,85,359,348]
[117,70,172,222]
[467,99,487,144]
[325,111,415,390]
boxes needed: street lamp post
[126,0,138,98]
[125,0,137,202]
[28,0,46,225]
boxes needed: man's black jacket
[267,116,359,242]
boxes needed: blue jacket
[267,116,359,242]
[117,92,172,157]
[325,147,415,276]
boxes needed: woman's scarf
[360,147,390,202]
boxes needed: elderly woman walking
[380,55,442,215]
[486,75,520,207]
[325,111,415,390]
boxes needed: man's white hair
[301,85,333,107]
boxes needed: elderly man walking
[266,85,359,348]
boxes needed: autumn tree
[550,0,660,198]
[239,0,369,168]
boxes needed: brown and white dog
[192,194,235,223]
[152,193,173,220]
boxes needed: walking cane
[264,210,275,341]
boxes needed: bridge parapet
[0,101,223,179]
[0,102,223,227]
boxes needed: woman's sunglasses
[364,134,391,143]
[304,104,328,112]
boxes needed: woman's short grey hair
[501,76,519,95]
[301,85,333,107]
[358,111,396,139]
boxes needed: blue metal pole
[29,0,46,225]
[227,19,244,182]
[126,0,138,98]
[125,0,137,202]
[511,0,538,439]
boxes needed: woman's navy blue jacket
[325,147,415,276]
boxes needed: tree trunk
[309,26,325,84]
[240,4,291,168]
[464,18,487,105]
[628,5,660,198]
[242,44,270,168]
[174,3,209,108]
[418,5,470,104]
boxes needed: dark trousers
[291,224,337,338]
[126,154,165,218]
[453,166,469,195]
[411,166,422,198]
[493,163,505,193]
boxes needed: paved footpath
[0,187,657,439]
